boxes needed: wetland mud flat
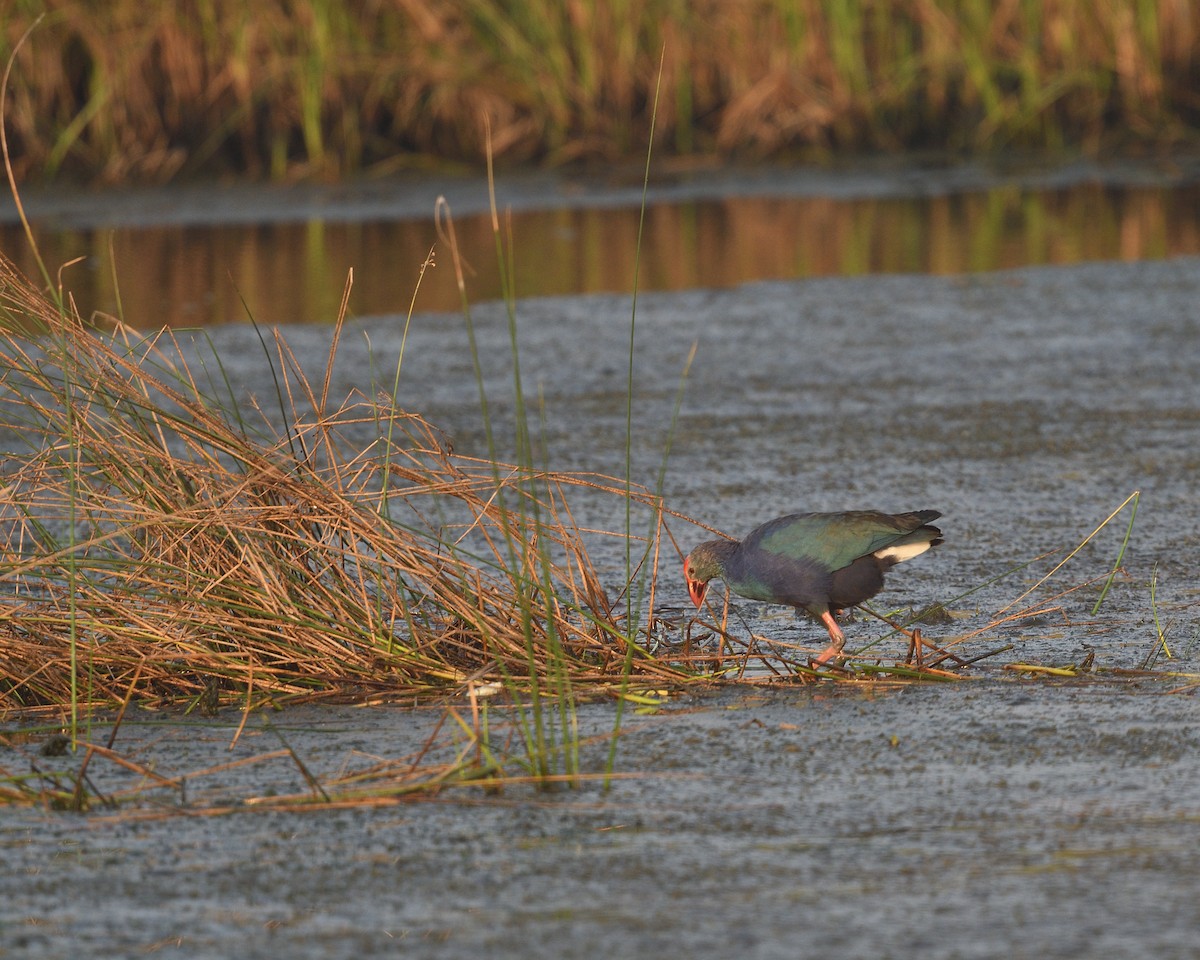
[4,681,1199,960]
[4,257,1200,958]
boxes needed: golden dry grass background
[2,0,1197,183]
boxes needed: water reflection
[2,182,1197,326]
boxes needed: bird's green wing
[752,511,922,572]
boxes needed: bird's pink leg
[813,609,847,665]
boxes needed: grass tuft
[0,250,688,717]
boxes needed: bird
[683,510,943,664]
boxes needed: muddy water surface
[2,169,1200,959]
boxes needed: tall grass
[0,52,687,794]
[2,0,1196,183]
[0,250,690,717]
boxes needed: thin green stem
[1147,561,1171,660]
[606,45,667,789]
[1091,490,1139,614]
[379,246,437,519]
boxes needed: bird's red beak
[685,564,707,608]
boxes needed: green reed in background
[2,0,1194,184]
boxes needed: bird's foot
[812,638,847,667]
[810,609,848,668]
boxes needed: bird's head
[683,542,723,608]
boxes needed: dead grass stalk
[0,252,686,716]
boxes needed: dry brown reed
[0,251,686,715]
[3,0,1197,183]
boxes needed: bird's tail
[874,524,943,564]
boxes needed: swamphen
[684,510,943,664]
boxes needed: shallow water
[2,165,1200,958]
[2,157,1199,324]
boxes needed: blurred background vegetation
[1,0,1197,184]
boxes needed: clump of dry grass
[3,1,1198,183]
[0,251,685,716]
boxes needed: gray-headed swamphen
[684,510,943,663]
